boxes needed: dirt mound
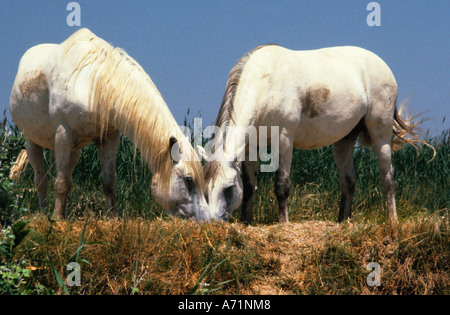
[242,221,339,294]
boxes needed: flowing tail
[9,149,29,181]
[392,102,436,160]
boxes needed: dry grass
[15,212,449,295]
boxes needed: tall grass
[3,127,447,223]
[2,134,160,221]
[1,117,449,295]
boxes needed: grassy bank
[7,214,449,295]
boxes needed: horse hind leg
[96,130,120,218]
[365,117,398,224]
[26,139,49,213]
[370,135,398,224]
[53,124,81,220]
[332,129,359,222]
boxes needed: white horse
[203,45,429,225]
[10,29,209,220]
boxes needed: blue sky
[1,0,448,137]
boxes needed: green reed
[0,114,448,224]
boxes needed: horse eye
[184,176,194,190]
[223,186,234,201]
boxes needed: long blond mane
[60,29,204,191]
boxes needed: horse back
[234,45,397,149]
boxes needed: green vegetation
[0,116,448,295]
[254,130,448,224]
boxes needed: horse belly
[11,86,97,151]
[293,118,360,150]
[293,86,368,150]
[14,112,57,150]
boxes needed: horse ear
[169,136,181,164]
[169,136,177,148]
[196,145,210,162]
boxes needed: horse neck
[219,108,255,161]
[109,84,179,174]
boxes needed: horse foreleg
[53,124,80,220]
[332,135,358,222]
[275,134,293,224]
[240,160,258,225]
[26,139,48,213]
[96,130,120,218]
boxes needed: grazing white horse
[10,29,209,220]
[203,45,428,225]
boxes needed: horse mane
[204,44,277,183]
[61,29,204,191]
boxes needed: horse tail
[9,149,29,181]
[392,102,436,160]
